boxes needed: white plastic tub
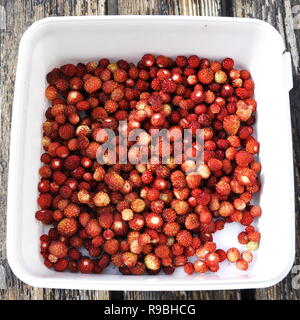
[7,16,294,290]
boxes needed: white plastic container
[7,16,294,290]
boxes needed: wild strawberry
[199,217,216,233]
[111,87,124,102]
[236,100,252,121]
[149,200,164,214]
[184,262,194,275]
[161,78,177,93]
[246,241,259,251]
[45,85,58,100]
[155,245,170,258]
[205,252,220,267]
[111,253,125,268]
[242,250,253,263]
[145,188,160,201]
[37,193,53,209]
[48,241,67,258]
[248,231,261,242]
[122,252,138,268]
[35,209,53,224]
[67,91,84,104]
[186,174,201,189]
[185,213,200,230]
[171,200,189,215]
[235,167,257,186]
[54,258,68,272]
[163,222,181,236]
[227,248,241,262]
[236,87,251,99]
[222,58,234,70]
[223,115,240,135]
[238,231,249,244]
[236,259,248,271]
[85,219,102,237]
[235,150,253,167]
[78,257,94,273]
[64,203,80,218]
[171,170,186,189]
[93,191,110,207]
[172,243,184,256]
[173,255,187,267]
[129,239,143,254]
[197,69,214,84]
[194,260,208,273]
[216,180,231,195]
[68,248,82,260]
[64,155,80,171]
[84,76,102,93]
[121,208,134,221]
[246,137,260,154]
[131,198,145,213]
[214,70,227,84]
[104,171,125,191]
[60,63,76,76]
[162,208,176,222]
[207,158,223,171]
[249,205,262,218]
[130,262,146,275]
[176,230,192,247]
[128,214,145,231]
[144,254,160,271]
[215,249,227,262]
[85,142,100,159]
[103,239,119,255]
[112,214,128,236]
[203,241,216,253]
[145,213,163,229]
[98,211,113,229]
[57,218,78,236]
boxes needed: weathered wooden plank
[124,290,242,300]
[118,0,222,16]
[232,0,300,300]
[0,0,109,300]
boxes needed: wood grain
[0,0,299,300]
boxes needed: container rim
[7,15,293,291]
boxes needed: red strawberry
[64,203,80,218]
[57,218,78,236]
[163,222,181,236]
[235,150,253,167]
[103,239,119,255]
[194,260,208,273]
[84,76,102,93]
[145,213,163,229]
[144,254,160,270]
[122,252,138,267]
[197,69,214,84]
[48,241,67,258]
[35,209,53,224]
[223,115,240,135]
[176,230,192,247]
[67,90,84,104]
[246,137,260,154]
[54,258,68,272]
[85,219,102,237]
[78,257,94,273]
[185,213,200,230]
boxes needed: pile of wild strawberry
[37,54,261,274]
